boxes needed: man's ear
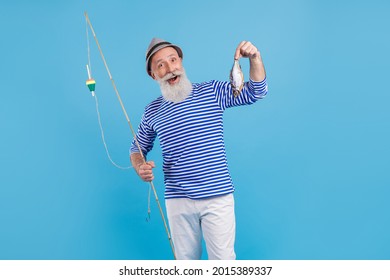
[151,72,156,80]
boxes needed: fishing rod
[84,11,176,260]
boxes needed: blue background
[1,0,389,260]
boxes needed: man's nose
[167,62,174,73]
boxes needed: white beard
[157,69,193,103]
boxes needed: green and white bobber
[86,64,96,96]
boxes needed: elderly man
[130,38,268,260]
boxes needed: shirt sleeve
[129,111,157,157]
[213,77,268,110]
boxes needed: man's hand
[130,152,156,182]
[234,40,266,82]
[137,161,155,182]
[234,41,260,60]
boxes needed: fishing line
[85,13,150,218]
[86,17,131,170]
[84,12,175,259]
[93,94,132,170]
[85,13,151,220]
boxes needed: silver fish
[230,59,244,97]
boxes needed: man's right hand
[137,161,155,182]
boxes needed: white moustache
[157,68,193,103]
[161,70,184,82]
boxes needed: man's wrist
[249,54,262,65]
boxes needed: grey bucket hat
[145,38,183,76]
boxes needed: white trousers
[165,193,236,260]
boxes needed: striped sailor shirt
[130,78,268,199]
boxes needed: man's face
[149,46,192,103]
[150,47,183,85]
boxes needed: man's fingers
[234,41,247,60]
[139,161,155,172]
[138,161,155,182]
[235,41,259,59]
[242,41,258,57]
[139,168,153,176]
[139,168,154,182]
[142,168,154,181]
[142,174,154,182]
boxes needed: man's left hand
[234,41,260,60]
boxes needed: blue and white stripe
[131,78,268,199]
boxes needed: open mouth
[167,75,179,84]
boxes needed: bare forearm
[130,152,144,174]
[249,55,266,82]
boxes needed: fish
[230,59,244,97]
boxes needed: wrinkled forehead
[151,47,180,64]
